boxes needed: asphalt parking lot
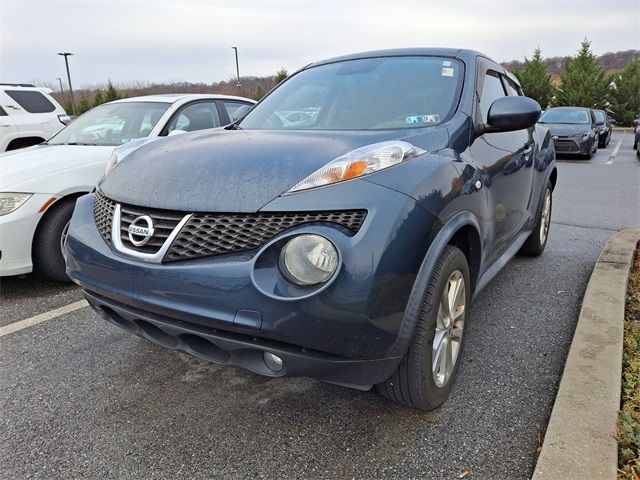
[1,133,639,480]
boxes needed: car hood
[540,123,590,136]
[99,128,449,212]
[0,144,113,191]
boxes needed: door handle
[0,124,11,128]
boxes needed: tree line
[512,39,640,125]
[58,68,289,116]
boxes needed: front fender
[385,210,481,359]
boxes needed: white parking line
[607,139,622,164]
[0,300,88,338]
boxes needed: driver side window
[167,102,221,134]
[479,72,507,124]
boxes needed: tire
[519,183,552,257]
[33,198,76,282]
[376,245,470,411]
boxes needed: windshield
[593,111,605,122]
[239,57,462,130]
[539,109,590,124]
[47,101,170,146]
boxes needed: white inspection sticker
[406,114,440,125]
[441,67,454,77]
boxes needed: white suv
[0,84,68,151]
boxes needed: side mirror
[484,96,541,133]
[232,105,252,123]
[168,129,187,136]
[609,119,617,125]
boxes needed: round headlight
[279,234,339,286]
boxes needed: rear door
[3,89,61,140]
[0,105,18,151]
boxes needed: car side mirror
[168,129,187,136]
[609,119,617,125]
[483,96,541,133]
[232,105,252,123]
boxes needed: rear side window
[223,101,251,120]
[0,106,7,116]
[479,72,506,123]
[166,101,221,134]
[5,90,56,113]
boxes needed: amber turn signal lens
[342,160,368,180]
[39,197,58,213]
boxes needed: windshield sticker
[406,114,440,125]
[441,67,454,77]
[443,61,452,67]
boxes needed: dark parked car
[538,106,599,159]
[592,109,612,148]
[634,115,639,154]
[65,49,556,410]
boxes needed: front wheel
[33,198,76,282]
[519,183,552,257]
[377,245,470,411]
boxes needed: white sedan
[0,93,255,280]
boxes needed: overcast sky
[1,0,639,88]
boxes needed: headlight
[104,148,119,175]
[286,141,425,194]
[279,235,339,286]
[0,193,32,216]
[581,133,591,141]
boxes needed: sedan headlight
[279,235,339,286]
[287,141,426,194]
[0,193,32,216]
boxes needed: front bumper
[84,289,399,388]
[0,193,57,276]
[552,136,593,155]
[66,182,437,386]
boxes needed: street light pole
[56,77,65,103]
[57,52,76,115]
[231,47,241,96]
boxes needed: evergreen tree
[609,59,640,125]
[77,98,92,114]
[253,85,265,100]
[513,48,556,108]
[274,68,288,85]
[553,39,611,109]
[104,80,121,102]
[93,90,105,107]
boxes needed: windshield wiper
[66,142,98,146]
[225,122,242,130]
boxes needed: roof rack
[0,83,37,87]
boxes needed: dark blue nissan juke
[65,49,556,410]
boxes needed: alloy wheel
[539,189,551,245]
[60,221,70,262]
[432,270,466,388]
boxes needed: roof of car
[108,93,255,104]
[307,48,487,68]
[546,106,593,111]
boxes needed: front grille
[554,139,579,152]
[93,192,367,262]
[165,210,367,262]
[119,205,186,254]
[94,191,116,243]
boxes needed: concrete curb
[532,226,640,480]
